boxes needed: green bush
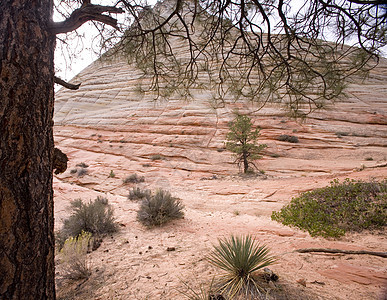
[208,235,276,299]
[123,173,145,184]
[271,179,387,237]
[137,189,184,227]
[277,134,299,143]
[128,187,151,201]
[57,197,118,249]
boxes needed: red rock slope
[53,53,386,299]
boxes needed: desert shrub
[77,167,88,177]
[95,195,109,205]
[277,134,299,143]
[208,235,276,299]
[151,154,164,161]
[180,278,219,300]
[271,179,387,237]
[58,231,92,281]
[55,230,70,250]
[128,187,151,201]
[123,173,145,184]
[57,197,118,248]
[76,162,89,168]
[109,170,115,178]
[335,131,349,137]
[137,189,184,227]
[70,166,88,177]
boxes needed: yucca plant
[208,235,276,299]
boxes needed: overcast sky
[54,0,386,86]
[54,0,305,83]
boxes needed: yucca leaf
[208,235,276,298]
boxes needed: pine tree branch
[50,3,124,35]
[346,0,387,4]
[54,76,81,90]
[295,248,387,258]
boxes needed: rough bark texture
[0,0,56,299]
[243,151,248,174]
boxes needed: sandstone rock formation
[53,16,387,300]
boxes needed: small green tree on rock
[226,114,267,174]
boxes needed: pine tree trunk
[0,1,56,299]
[243,152,249,173]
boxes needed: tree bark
[243,151,249,173]
[0,1,56,299]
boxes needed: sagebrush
[123,173,145,184]
[150,154,164,161]
[137,189,184,227]
[277,134,299,143]
[56,196,118,249]
[128,187,151,201]
[76,162,89,168]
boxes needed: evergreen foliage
[272,179,387,237]
[225,114,267,173]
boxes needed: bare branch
[295,248,387,258]
[54,76,81,90]
[50,4,124,35]
[346,0,387,4]
[60,0,385,115]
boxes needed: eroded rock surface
[54,54,386,299]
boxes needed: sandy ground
[54,157,387,300]
[52,38,387,299]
